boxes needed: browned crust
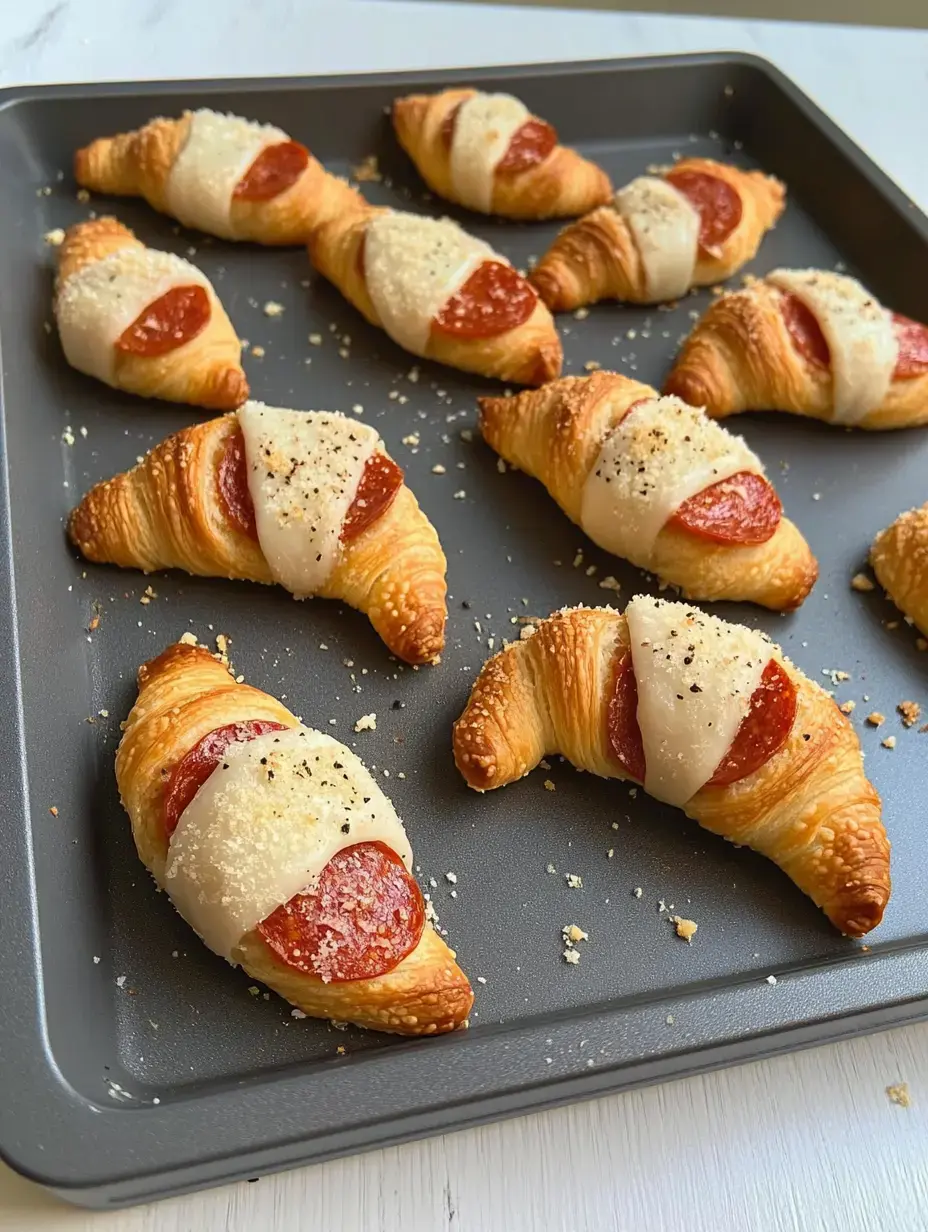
[870,502,928,634]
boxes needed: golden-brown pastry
[392,87,611,219]
[665,269,928,429]
[68,402,447,664]
[118,642,472,1035]
[870,503,928,634]
[54,218,247,410]
[454,600,890,937]
[479,372,817,610]
[530,158,784,309]
[75,108,363,244]
[308,204,562,385]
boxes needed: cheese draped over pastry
[448,93,530,213]
[166,109,290,239]
[614,176,700,301]
[164,725,414,961]
[363,211,497,355]
[768,269,898,425]
[55,246,212,385]
[580,395,764,564]
[625,596,775,806]
[237,402,379,597]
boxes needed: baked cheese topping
[449,92,530,213]
[56,244,211,385]
[625,596,772,807]
[166,109,290,239]
[580,396,763,564]
[768,268,898,425]
[364,211,496,355]
[164,726,413,961]
[238,402,379,597]
[614,176,700,301]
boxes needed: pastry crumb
[263,301,284,317]
[583,360,601,371]
[882,736,897,749]
[431,464,446,474]
[851,572,875,592]
[866,712,886,727]
[353,713,376,733]
[401,432,420,448]
[445,871,457,884]
[546,863,557,874]
[562,924,588,944]
[598,575,621,592]
[563,948,580,965]
[565,873,583,889]
[178,631,198,646]
[573,307,590,320]
[766,974,778,985]
[44,227,65,246]
[308,333,323,345]
[839,700,856,714]
[49,806,58,816]
[543,779,556,791]
[633,887,642,898]
[351,154,382,182]
[671,916,698,943]
[898,700,921,727]
[250,345,265,358]
[290,1008,307,1019]
[887,1082,911,1108]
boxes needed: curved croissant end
[870,502,928,636]
[454,605,890,937]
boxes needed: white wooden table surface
[1,3,927,1228]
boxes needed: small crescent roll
[664,270,928,429]
[453,601,890,937]
[870,503,928,635]
[308,204,562,386]
[479,372,817,610]
[74,109,364,244]
[530,158,784,310]
[54,218,247,410]
[68,403,447,664]
[118,643,472,1035]
[392,87,611,219]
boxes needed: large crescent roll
[118,643,473,1035]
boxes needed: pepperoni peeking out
[891,313,928,379]
[440,101,464,149]
[665,170,743,255]
[257,841,425,983]
[341,452,403,542]
[163,719,289,837]
[606,654,796,789]
[217,427,401,545]
[116,285,211,358]
[780,293,830,368]
[670,472,782,546]
[497,119,557,175]
[432,261,537,340]
[233,141,310,202]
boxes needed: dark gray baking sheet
[0,54,926,1208]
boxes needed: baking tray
[1,53,927,1209]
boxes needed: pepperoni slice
[257,841,425,983]
[606,652,645,782]
[892,312,928,379]
[163,719,289,837]
[116,285,211,358]
[665,169,743,254]
[780,293,830,368]
[605,654,796,789]
[218,428,258,540]
[341,453,403,542]
[707,660,797,786]
[440,101,464,149]
[233,141,310,202]
[670,472,782,546]
[432,261,537,340]
[497,119,557,175]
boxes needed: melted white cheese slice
[625,596,773,807]
[449,92,530,213]
[164,725,413,962]
[614,176,700,302]
[166,109,290,239]
[364,211,496,355]
[768,269,898,425]
[580,396,763,564]
[238,402,379,597]
[56,245,211,385]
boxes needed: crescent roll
[54,218,247,410]
[392,87,611,219]
[118,642,472,1035]
[68,402,447,664]
[479,372,817,610]
[74,108,364,244]
[454,600,890,937]
[307,204,562,385]
[665,270,928,429]
[530,158,784,310]
[870,503,928,635]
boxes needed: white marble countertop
[1,4,927,1230]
